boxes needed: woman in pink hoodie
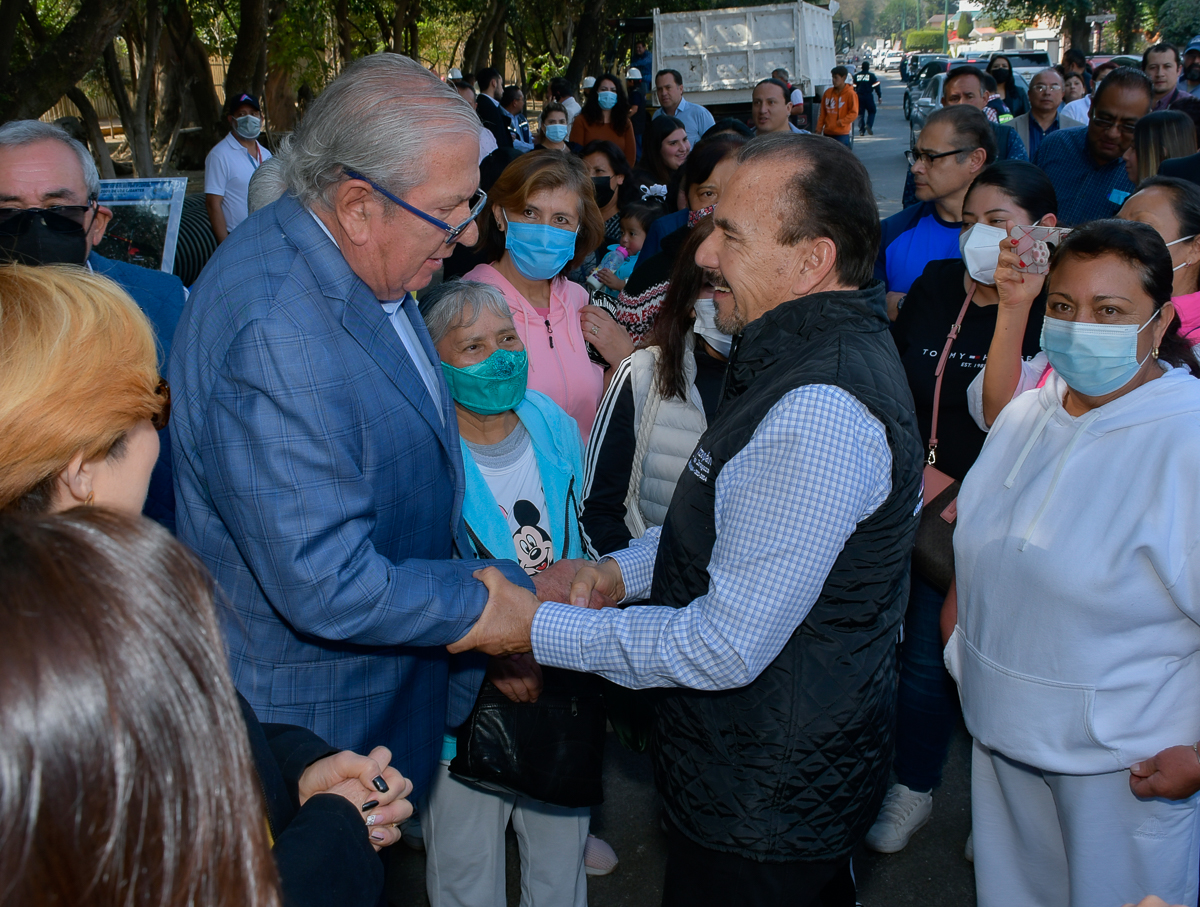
[465,152,616,440]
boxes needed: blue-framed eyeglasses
[344,169,486,244]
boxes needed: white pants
[972,738,1200,907]
[424,762,589,907]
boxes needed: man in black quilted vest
[450,133,925,905]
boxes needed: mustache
[703,269,730,291]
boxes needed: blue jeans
[857,96,876,131]
[829,134,852,146]
[893,567,961,793]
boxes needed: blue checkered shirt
[1035,126,1134,226]
[531,385,893,690]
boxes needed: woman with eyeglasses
[946,219,1200,907]
[465,152,611,439]
[0,264,413,907]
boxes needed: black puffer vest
[649,283,924,862]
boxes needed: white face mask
[234,115,262,140]
[693,297,732,357]
[958,223,1009,286]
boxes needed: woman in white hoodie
[947,220,1200,907]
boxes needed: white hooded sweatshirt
[947,363,1200,775]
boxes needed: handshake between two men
[447,557,625,657]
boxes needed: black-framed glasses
[905,147,975,167]
[344,170,486,244]
[0,200,97,231]
[150,377,171,431]
[1091,115,1138,136]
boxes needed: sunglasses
[0,202,97,231]
[151,378,171,431]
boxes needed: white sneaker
[863,783,933,853]
[964,830,974,862]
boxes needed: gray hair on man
[247,156,288,214]
[0,120,101,200]
[280,53,479,211]
[419,279,513,346]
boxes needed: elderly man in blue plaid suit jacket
[170,54,537,797]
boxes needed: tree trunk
[335,0,354,69]
[226,0,269,99]
[1113,0,1140,54]
[0,0,135,122]
[104,40,156,177]
[162,0,222,167]
[1061,9,1091,58]
[491,21,507,76]
[0,0,25,81]
[565,0,606,89]
[388,0,404,52]
[66,86,116,179]
[462,0,508,78]
[265,0,297,134]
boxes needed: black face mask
[592,176,615,209]
[0,208,90,266]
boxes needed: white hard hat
[448,67,463,80]
[626,67,642,80]
[582,77,596,89]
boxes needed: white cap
[448,67,463,80]
[582,76,596,89]
[626,67,642,80]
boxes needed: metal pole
[942,0,950,53]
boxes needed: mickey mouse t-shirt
[466,422,556,577]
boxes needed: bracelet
[1193,741,1199,764]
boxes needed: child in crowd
[592,201,663,301]
[981,73,1007,123]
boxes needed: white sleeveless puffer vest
[616,334,709,535]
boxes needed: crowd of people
[2,35,1200,907]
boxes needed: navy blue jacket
[89,251,186,531]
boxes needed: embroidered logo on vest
[686,446,712,483]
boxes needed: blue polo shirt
[1035,126,1133,226]
[875,202,962,295]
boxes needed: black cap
[228,92,261,113]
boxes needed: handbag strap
[927,281,977,466]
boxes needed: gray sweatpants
[424,761,590,907]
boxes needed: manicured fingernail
[366,814,380,826]
[361,799,379,812]
[1018,260,1025,267]
[372,776,389,793]
[370,830,386,842]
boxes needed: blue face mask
[544,123,569,143]
[441,348,528,415]
[1039,310,1160,397]
[503,212,578,281]
[597,90,618,110]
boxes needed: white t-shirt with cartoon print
[466,422,556,577]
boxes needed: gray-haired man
[0,119,186,530]
[170,53,538,797]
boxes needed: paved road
[385,73,977,906]
[853,71,915,220]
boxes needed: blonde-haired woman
[0,263,414,907]
[0,264,167,514]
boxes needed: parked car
[885,51,904,71]
[977,50,1052,82]
[1087,54,1141,71]
[903,54,951,118]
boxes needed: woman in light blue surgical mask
[535,101,571,152]
[418,279,601,907]
[568,73,636,167]
[465,151,610,440]
[872,161,1059,862]
[945,220,1200,907]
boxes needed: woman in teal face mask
[569,73,636,166]
[466,151,612,440]
[418,279,608,906]
[944,221,1200,907]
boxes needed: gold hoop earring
[1152,346,1160,359]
